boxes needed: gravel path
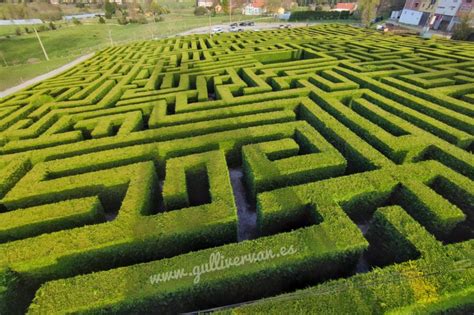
[0,53,94,98]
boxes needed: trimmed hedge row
[27,224,366,314]
[225,206,472,314]
[0,197,104,242]
[0,24,472,314]
[26,160,472,314]
[242,123,346,197]
[289,10,351,21]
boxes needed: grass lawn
[0,55,77,91]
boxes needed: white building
[243,4,265,15]
[196,0,214,7]
[398,8,426,25]
[396,0,472,31]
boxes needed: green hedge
[221,207,472,314]
[242,123,346,198]
[28,223,366,314]
[289,10,351,21]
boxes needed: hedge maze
[0,24,473,314]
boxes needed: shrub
[117,16,128,25]
[72,17,82,25]
[194,6,208,16]
[98,16,106,24]
[129,15,148,24]
[36,25,49,32]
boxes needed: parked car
[371,16,384,23]
[248,21,255,26]
[212,27,223,33]
[230,23,238,28]
[239,22,248,26]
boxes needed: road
[177,21,310,36]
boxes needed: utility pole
[0,52,7,67]
[34,27,49,61]
[208,9,212,38]
[229,0,232,23]
[108,28,114,46]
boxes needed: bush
[36,25,49,32]
[15,27,21,36]
[72,17,82,25]
[194,6,208,16]
[48,21,56,30]
[98,16,106,24]
[129,15,148,24]
[117,16,128,25]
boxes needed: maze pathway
[0,24,473,314]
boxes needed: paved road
[178,21,310,36]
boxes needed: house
[243,0,266,15]
[332,2,358,13]
[196,0,214,7]
[397,0,472,31]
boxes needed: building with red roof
[333,3,358,12]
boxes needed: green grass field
[0,56,77,91]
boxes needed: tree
[105,0,116,19]
[127,0,139,21]
[221,0,230,14]
[451,13,473,41]
[266,0,281,13]
[359,0,380,27]
[149,2,169,17]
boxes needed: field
[0,24,473,314]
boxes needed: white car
[212,27,223,33]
